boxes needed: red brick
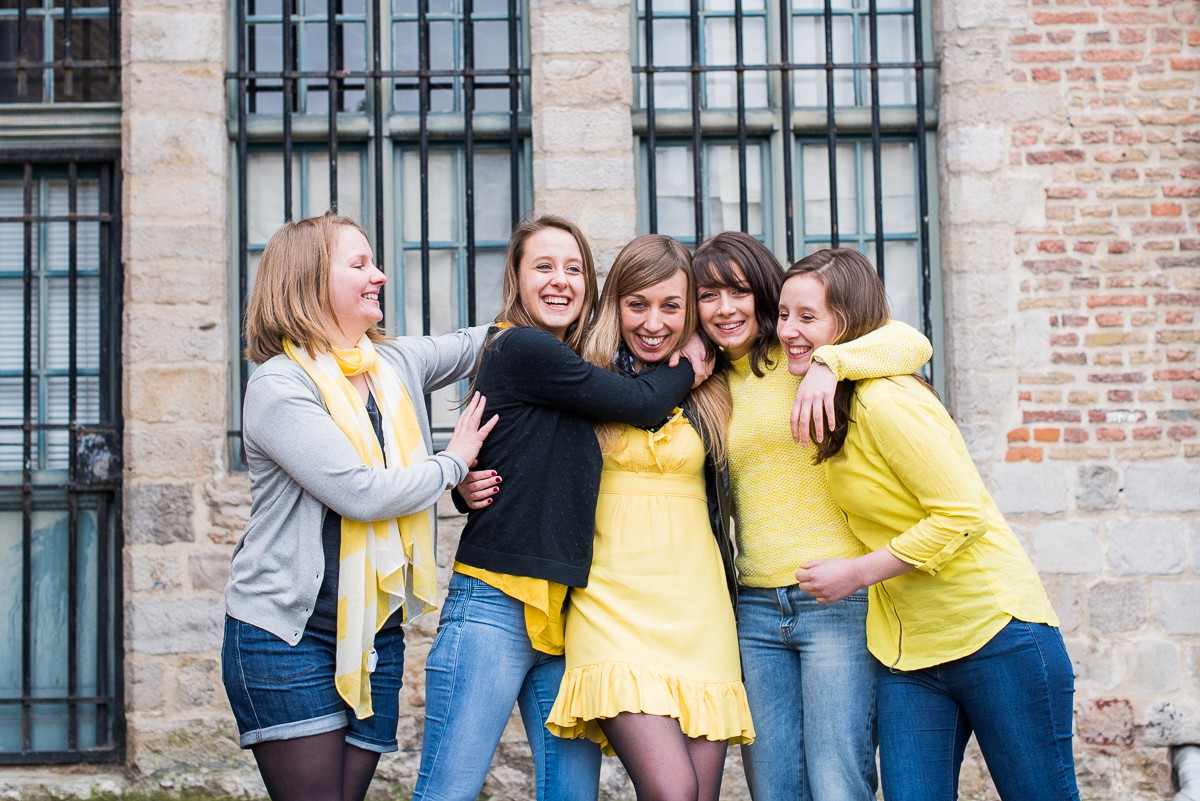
[1107,277,1134,290]
[1018,391,1033,402]
[1155,28,1182,44]
[1083,48,1146,62]
[1107,241,1133,254]
[1051,333,1080,346]
[1069,390,1099,404]
[1060,315,1090,327]
[1087,295,1148,307]
[1131,312,1158,326]
[1026,150,1087,164]
[1024,258,1084,274]
[1053,352,1088,364]
[1080,131,1110,145]
[1107,389,1134,402]
[1154,369,1200,380]
[1151,203,1183,216]
[1111,168,1139,180]
[1034,428,1062,442]
[1168,425,1198,440]
[1087,30,1112,44]
[1038,239,1067,253]
[1087,372,1147,383]
[1171,57,1200,71]
[1048,30,1077,44]
[1166,348,1194,362]
[1182,167,1200,180]
[1008,428,1031,443]
[1164,185,1200,198]
[1097,428,1128,441]
[1011,33,1043,45]
[1023,410,1082,423]
[1104,10,1168,23]
[1006,447,1045,462]
[1066,67,1097,81]
[1118,29,1146,44]
[1079,699,1135,747]
[1065,428,1090,443]
[1075,241,1098,254]
[1174,387,1200,401]
[1072,277,1100,290]
[1048,187,1088,199]
[1166,310,1196,323]
[1156,293,1200,306]
[1095,312,1124,326]
[1132,221,1186,235]
[1013,50,1076,63]
[1133,427,1162,440]
[1034,10,1098,23]
[1032,67,1062,81]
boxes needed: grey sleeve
[400,325,489,394]
[243,368,468,521]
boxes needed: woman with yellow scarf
[222,212,496,801]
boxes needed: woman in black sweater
[412,216,707,801]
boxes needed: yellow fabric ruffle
[453,562,568,655]
[545,660,755,756]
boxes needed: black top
[452,326,695,587]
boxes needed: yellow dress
[546,412,755,755]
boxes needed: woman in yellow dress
[546,235,754,801]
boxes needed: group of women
[222,210,1081,801]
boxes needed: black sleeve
[450,486,470,514]
[498,327,694,427]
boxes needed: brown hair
[244,212,380,363]
[494,214,598,354]
[691,231,784,377]
[782,248,924,461]
[583,235,732,466]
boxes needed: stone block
[126,259,228,305]
[127,364,227,424]
[1065,633,1120,691]
[124,62,226,113]
[126,173,228,222]
[943,124,1007,173]
[1027,520,1103,573]
[956,320,1017,370]
[1143,700,1200,746]
[536,106,633,154]
[125,482,196,544]
[1043,576,1083,633]
[127,596,223,655]
[535,155,635,191]
[125,302,228,364]
[1077,465,1120,511]
[1150,581,1200,635]
[533,58,632,106]
[989,463,1070,515]
[126,10,225,64]
[124,111,228,179]
[189,549,232,593]
[1125,463,1200,513]
[128,659,167,710]
[124,220,228,263]
[1077,697,1135,748]
[943,87,1066,128]
[1087,579,1146,632]
[177,658,220,708]
[1189,646,1200,694]
[124,423,224,479]
[129,550,185,592]
[532,9,627,55]
[1106,519,1189,575]
[947,173,1044,226]
[948,0,1029,30]
[946,273,1013,322]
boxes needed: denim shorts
[221,615,405,753]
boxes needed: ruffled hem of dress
[545,660,756,756]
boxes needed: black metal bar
[67,161,80,751]
[822,0,839,247]
[20,162,35,754]
[418,0,431,335]
[867,0,884,278]
[689,0,703,243]
[16,0,29,97]
[645,0,658,233]
[108,0,119,97]
[464,0,477,326]
[328,0,341,211]
[779,0,795,262]
[237,0,251,406]
[371,0,385,268]
[63,0,75,98]
[912,0,933,350]
[283,0,296,219]
[734,0,748,233]
[507,0,520,230]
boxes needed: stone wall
[1,0,1197,798]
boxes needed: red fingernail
[492,487,499,493]
[490,471,497,476]
[487,498,493,504]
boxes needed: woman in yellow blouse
[777,248,1079,801]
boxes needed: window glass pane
[801,143,858,237]
[868,15,915,105]
[881,239,920,329]
[704,16,767,108]
[791,14,854,106]
[304,151,364,224]
[472,249,506,326]
[402,248,458,337]
[869,141,916,235]
[643,17,691,109]
[473,151,515,242]
[402,150,458,243]
[654,145,696,241]
[705,143,764,237]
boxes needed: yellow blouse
[727,320,934,586]
[452,562,568,655]
[824,376,1058,671]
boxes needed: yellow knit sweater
[727,320,933,587]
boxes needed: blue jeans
[877,619,1079,801]
[413,573,601,801]
[736,585,877,801]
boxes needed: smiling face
[619,269,689,369]
[777,273,840,376]
[697,263,760,360]
[516,227,588,340]
[327,225,385,346]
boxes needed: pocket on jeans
[235,621,321,683]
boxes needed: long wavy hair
[691,231,784,377]
[583,235,731,466]
[782,248,931,461]
[493,214,598,354]
[244,212,381,363]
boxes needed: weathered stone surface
[124,302,228,363]
[125,482,196,544]
[1129,639,1182,694]
[127,659,167,711]
[943,124,1007,173]
[1043,576,1083,633]
[1078,697,1136,748]
[129,550,186,592]
[177,658,220,709]
[989,464,1070,515]
[126,364,227,424]
[1107,519,1189,575]
[188,550,232,593]
[127,597,224,655]
[536,106,633,154]
[1077,465,1121,512]
[1087,579,1146,633]
[126,10,224,64]
[1150,581,1200,635]
[1025,520,1103,574]
[1124,464,1200,513]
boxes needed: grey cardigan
[225,326,487,645]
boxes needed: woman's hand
[794,558,864,604]
[445,393,499,467]
[456,466,502,510]
[791,361,836,446]
[669,332,715,388]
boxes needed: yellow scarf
[283,336,437,719]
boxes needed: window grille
[0,0,119,104]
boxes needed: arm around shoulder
[812,319,932,381]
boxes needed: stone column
[529,0,639,274]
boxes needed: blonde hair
[494,214,598,354]
[244,212,381,363]
[583,235,731,465]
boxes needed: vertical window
[635,0,937,351]
[0,160,123,765]
[0,0,120,104]
[229,0,531,446]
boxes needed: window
[0,0,119,104]
[229,0,531,448]
[0,159,123,765]
[634,0,937,347]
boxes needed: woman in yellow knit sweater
[691,232,932,801]
[777,248,1078,801]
